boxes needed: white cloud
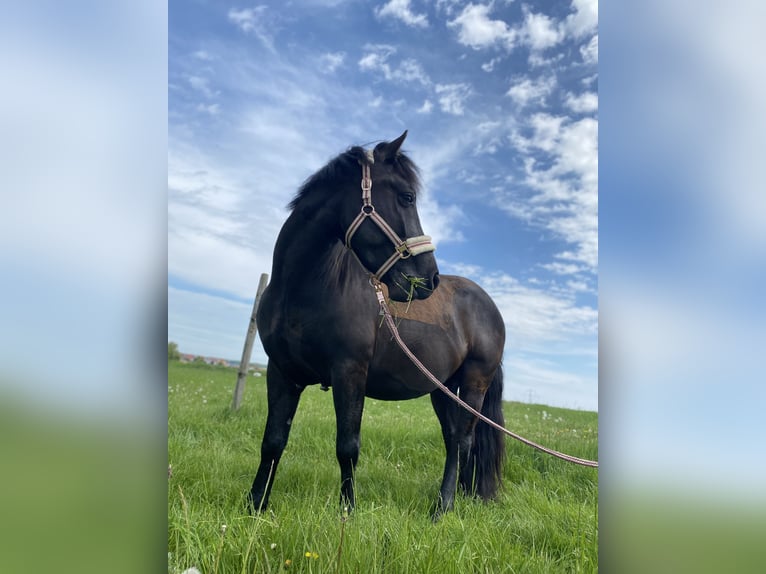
[449,2,594,54]
[564,91,598,113]
[187,75,216,98]
[580,34,598,64]
[358,44,395,71]
[319,51,345,73]
[358,45,431,85]
[540,261,585,275]
[375,0,429,28]
[506,74,556,107]
[435,0,463,17]
[397,58,431,84]
[566,279,592,293]
[554,117,598,187]
[527,113,567,152]
[581,73,597,87]
[227,6,276,51]
[193,50,213,61]
[417,196,465,246]
[228,6,266,33]
[196,102,221,115]
[481,57,502,72]
[527,50,565,69]
[417,99,433,114]
[480,272,597,350]
[564,0,598,39]
[168,97,327,301]
[434,83,472,115]
[521,11,564,51]
[447,3,516,50]
[472,126,502,155]
[503,114,598,272]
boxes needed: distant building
[178,353,232,366]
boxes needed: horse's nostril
[432,273,440,290]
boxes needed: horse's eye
[398,192,415,206]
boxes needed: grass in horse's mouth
[395,274,430,313]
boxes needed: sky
[168,0,598,411]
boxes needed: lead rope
[372,281,599,468]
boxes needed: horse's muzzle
[410,271,440,301]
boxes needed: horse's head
[343,131,440,302]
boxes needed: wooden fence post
[231,272,269,411]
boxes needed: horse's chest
[387,304,454,330]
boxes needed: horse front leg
[430,387,460,519]
[248,362,303,513]
[330,361,367,512]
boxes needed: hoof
[245,491,266,515]
[430,498,453,522]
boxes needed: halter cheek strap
[345,161,435,280]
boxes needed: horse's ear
[374,130,408,163]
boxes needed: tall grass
[168,362,598,573]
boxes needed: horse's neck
[271,209,357,290]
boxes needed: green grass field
[168,361,598,573]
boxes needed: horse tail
[468,363,505,500]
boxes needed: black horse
[249,131,506,517]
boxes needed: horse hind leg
[430,362,505,518]
[430,369,486,519]
[248,362,304,513]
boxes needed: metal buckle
[396,243,412,259]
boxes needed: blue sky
[168,0,598,411]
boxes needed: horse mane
[287,143,422,212]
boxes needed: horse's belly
[366,319,464,400]
[364,375,431,401]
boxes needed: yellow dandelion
[284,559,292,566]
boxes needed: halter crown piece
[344,158,435,280]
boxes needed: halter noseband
[344,160,435,280]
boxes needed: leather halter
[344,160,435,280]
